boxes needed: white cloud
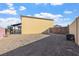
[19,6,26,11]
[34,12,63,20]
[0,3,17,15]
[34,3,47,5]
[27,15,32,16]
[34,3,41,5]
[64,10,73,14]
[0,9,17,15]
[50,3,64,5]
[34,3,63,6]
[6,3,14,10]
[0,18,20,28]
[54,18,71,26]
[33,12,72,26]
[7,3,13,6]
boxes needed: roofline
[69,19,76,26]
[21,15,53,21]
[11,23,21,26]
[9,15,53,27]
[69,16,79,26]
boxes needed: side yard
[1,34,79,56]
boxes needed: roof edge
[21,15,53,21]
[69,16,79,26]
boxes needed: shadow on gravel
[1,34,79,56]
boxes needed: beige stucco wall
[77,18,79,45]
[69,17,79,45]
[21,16,54,34]
[69,20,77,44]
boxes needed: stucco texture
[21,16,53,34]
[69,17,79,45]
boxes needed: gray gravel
[1,34,79,56]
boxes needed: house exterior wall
[69,17,79,45]
[69,20,77,44]
[21,16,53,34]
[77,18,79,45]
[0,28,5,38]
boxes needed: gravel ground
[1,34,79,56]
[0,34,49,55]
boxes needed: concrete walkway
[0,34,49,55]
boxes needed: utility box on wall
[21,16,54,34]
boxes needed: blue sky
[0,3,79,28]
